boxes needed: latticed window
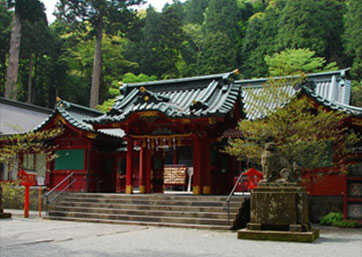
[23,154,35,171]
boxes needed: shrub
[319,212,344,225]
[0,181,46,210]
[319,212,361,228]
[333,220,361,228]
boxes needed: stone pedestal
[238,184,319,242]
[0,187,11,219]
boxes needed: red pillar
[145,149,152,193]
[139,147,146,193]
[24,185,30,218]
[126,138,134,194]
[193,135,201,195]
[202,139,211,194]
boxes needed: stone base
[0,212,11,219]
[237,228,320,243]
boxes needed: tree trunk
[26,54,34,103]
[5,13,21,100]
[89,19,103,108]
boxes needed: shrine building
[1,69,361,220]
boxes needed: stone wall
[309,196,343,223]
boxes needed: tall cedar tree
[184,0,209,24]
[55,0,144,108]
[201,0,240,73]
[277,0,345,66]
[20,18,52,104]
[0,1,11,94]
[344,0,362,80]
[241,1,285,78]
[4,0,46,100]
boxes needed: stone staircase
[46,193,248,230]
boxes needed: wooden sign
[163,165,187,185]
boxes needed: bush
[0,181,46,210]
[319,212,344,225]
[319,212,361,228]
[333,220,361,228]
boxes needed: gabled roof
[89,71,241,124]
[236,69,361,120]
[0,97,52,135]
[31,99,124,139]
[0,97,52,114]
[303,86,362,117]
[33,99,102,132]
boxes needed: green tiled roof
[88,71,241,124]
[32,100,124,139]
[303,86,362,116]
[33,100,101,132]
[236,69,361,120]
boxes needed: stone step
[53,201,240,214]
[48,211,232,226]
[58,197,242,208]
[44,216,233,230]
[64,193,246,202]
[47,193,247,230]
[51,206,237,219]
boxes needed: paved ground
[0,211,361,257]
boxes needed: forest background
[0,0,361,110]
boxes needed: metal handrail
[44,172,76,215]
[226,171,245,225]
[46,172,75,196]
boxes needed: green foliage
[350,81,362,107]
[184,0,209,24]
[333,220,361,228]
[241,1,285,78]
[344,0,362,80]
[0,0,360,109]
[319,212,361,228]
[276,0,345,65]
[199,31,237,74]
[0,181,46,210]
[265,48,338,76]
[0,1,11,95]
[0,181,24,209]
[0,128,63,163]
[96,72,156,112]
[225,75,359,170]
[319,212,344,225]
[200,0,241,73]
[122,73,157,84]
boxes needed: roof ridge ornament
[190,100,209,113]
[55,98,70,110]
[135,87,170,104]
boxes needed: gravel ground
[0,215,361,257]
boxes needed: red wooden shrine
[1,69,361,220]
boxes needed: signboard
[164,165,187,185]
[55,149,84,170]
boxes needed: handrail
[45,172,75,196]
[44,172,76,215]
[226,171,245,225]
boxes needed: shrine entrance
[119,135,201,195]
[88,71,244,195]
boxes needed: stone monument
[238,143,319,242]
